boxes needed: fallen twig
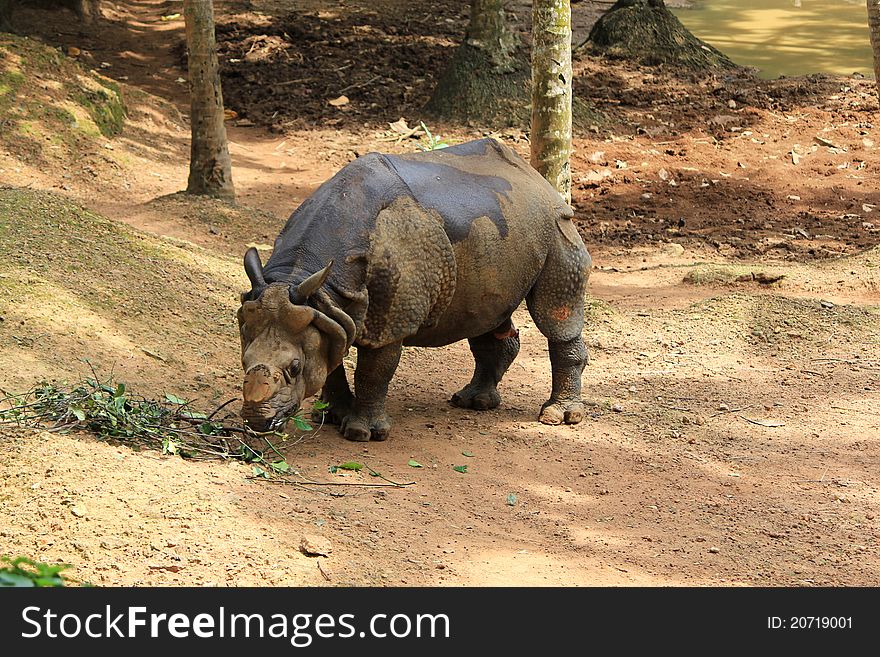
[709,404,753,418]
[252,477,415,489]
[831,405,880,416]
[338,74,381,94]
[740,416,785,427]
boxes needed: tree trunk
[868,0,880,94]
[76,0,101,24]
[465,0,518,71]
[183,0,235,200]
[0,0,12,31]
[426,0,530,126]
[531,0,572,204]
[586,0,736,71]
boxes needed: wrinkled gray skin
[238,138,591,441]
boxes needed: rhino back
[262,138,572,346]
[262,152,408,297]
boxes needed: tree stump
[585,0,737,71]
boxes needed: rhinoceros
[237,138,591,441]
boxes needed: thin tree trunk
[466,0,518,71]
[868,0,880,93]
[183,0,234,200]
[0,0,12,30]
[426,0,529,125]
[531,0,572,203]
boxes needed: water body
[671,0,873,78]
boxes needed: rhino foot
[539,399,585,425]
[450,384,502,411]
[340,413,391,442]
[312,399,353,427]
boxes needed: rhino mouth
[241,400,299,433]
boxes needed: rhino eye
[283,360,302,383]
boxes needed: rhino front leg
[315,364,355,426]
[451,319,520,411]
[342,341,403,441]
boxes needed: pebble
[612,403,623,413]
[299,535,332,557]
[708,547,720,554]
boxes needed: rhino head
[237,248,350,432]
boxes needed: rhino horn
[290,261,333,304]
[312,309,350,371]
[244,247,267,289]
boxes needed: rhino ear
[291,261,333,303]
[244,247,267,289]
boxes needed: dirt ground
[0,0,878,586]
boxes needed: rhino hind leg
[451,320,520,411]
[526,231,591,425]
[314,364,355,426]
[341,341,403,441]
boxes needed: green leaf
[271,460,291,474]
[251,466,269,478]
[70,406,86,422]
[162,437,178,455]
[507,493,517,506]
[114,383,126,397]
[181,410,207,420]
[452,465,468,474]
[0,572,36,587]
[408,459,423,468]
[338,461,363,471]
[462,451,474,457]
[292,416,313,431]
[165,393,187,405]
[313,400,330,411]
[328,465,338,474]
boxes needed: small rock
[718,402,730,412]
[663,242,685,257]
[70,505,87,518]
[300,535,332,557]
[727,99,737,109]
[820,300,835,309]
[708,547,720,554]
[866,512,875,520]
[611,403,623,413]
